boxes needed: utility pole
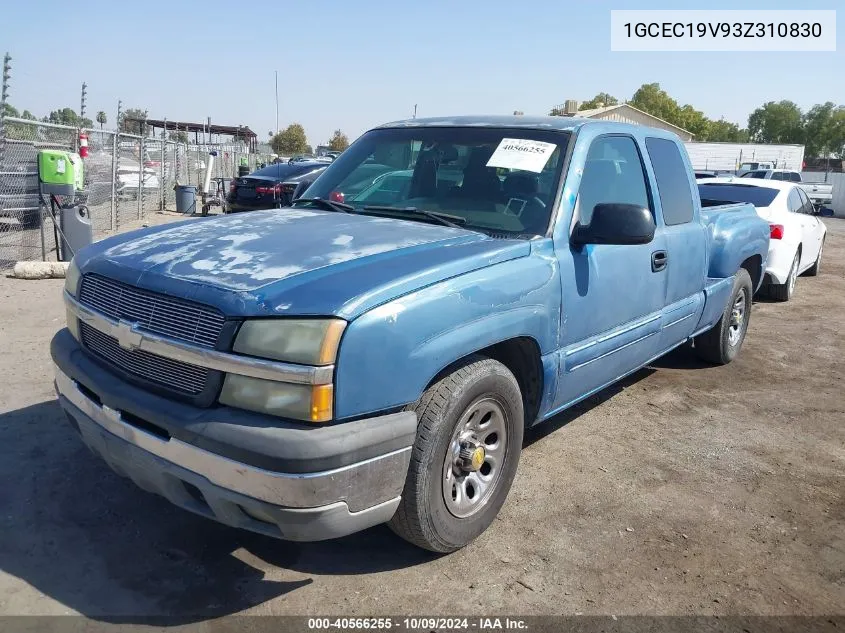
[413,104,417,119]
[275,70,279,135]
[80,82,88,125]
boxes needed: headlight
[64,258,81,297]
[233,318,346,365]
[219,375,333,423]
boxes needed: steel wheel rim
[728,290,747,346]
[442,396,508,519]
[788,253,798,295]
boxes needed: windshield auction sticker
[486,139,556,173]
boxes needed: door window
[796,188,814,215]
[578,136,650,225]
[786,188,803,213]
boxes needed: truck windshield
[698,183,780,207]
[299,127,571,237]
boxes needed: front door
[552,134,668,412]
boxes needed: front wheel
[695,268,752,365]
[769,250,799,301]
[389,356,524,552]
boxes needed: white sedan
[698,177,827,301]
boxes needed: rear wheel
[805,240,824,277]
[695,268,752,365]
[389,356,524,552]
[769,250,799,301]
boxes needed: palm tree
[96,111,107,129]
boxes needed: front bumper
[53,331,417,542]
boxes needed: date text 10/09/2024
[307,617,529,630]
[623,22,822,39]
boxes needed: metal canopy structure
[124,118,259,152]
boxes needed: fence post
[115,101,123,230]
[137,133,144,221]
[110,131,117,231]
[0,53,10,223]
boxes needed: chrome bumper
[55,365,411,512]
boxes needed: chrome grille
[80,322,208,395]
[79,274,224,348]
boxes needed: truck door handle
[651,250,668,272]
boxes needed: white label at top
[486,138,556,173]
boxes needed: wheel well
[428,337,544,426]
[740,254,762,290]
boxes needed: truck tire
[805,239,823,277]
[769,250,799,301]
[695,268,752,365]
[389,355,524,552]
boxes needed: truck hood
[80,209,531,319]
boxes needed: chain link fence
[0,117,264,268]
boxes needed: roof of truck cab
[374,115,676,137]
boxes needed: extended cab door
[643,137,708,349]
[551,134,668,411]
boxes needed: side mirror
[572,203,656,246]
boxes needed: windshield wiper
[361,205,466,229]
[294,197,355,213]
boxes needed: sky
[2,0,841,146]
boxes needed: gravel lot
[0,217,842,621]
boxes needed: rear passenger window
[788,172,801,182]
[645,137,695,225]
[770,172,784,180]
[787,188,803,213]
[578,136,650,225]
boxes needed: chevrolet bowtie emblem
[116,319,143,350]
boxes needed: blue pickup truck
[53,116,769,552]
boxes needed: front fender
[334,242,561,420]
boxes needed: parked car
[53,116,769,552]
[225,162,328,213]
[698,177,826,301]
[737,161,776,175]
[741,169,834,209]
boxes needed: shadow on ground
[0,400,434,623]
[0,345,705,622]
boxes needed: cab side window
[645,137,695,225]
[578,136,650,225]
[788,172,801,183]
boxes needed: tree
[121,108,148,134]
[747,101,803,144]
[708,118,750,143]
[169,130,189,143]
[629,83,682,126]
[43,107,92,128]
[579,93,619,110]
[21,109,36,120]
[96,111,107,129]
[802,102,845,158]
[328,129,349,151]
[270,123,309,155]
[2,103,19,117]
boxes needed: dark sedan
[226,162,327,213]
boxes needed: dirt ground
[0,217,842,621]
